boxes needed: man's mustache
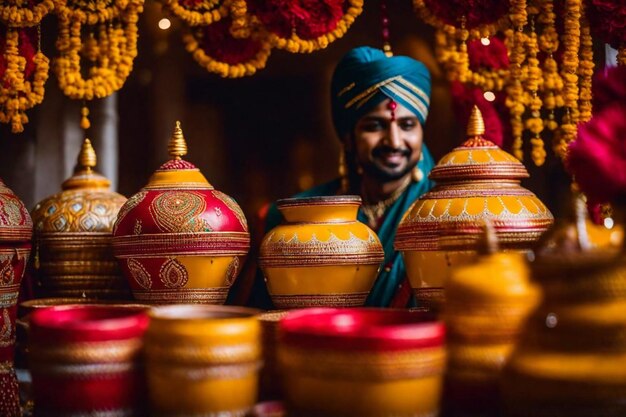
[372,146,411,158]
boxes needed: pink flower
[592,65,626,114]
[567,104,626,204]
[587,0,626,48]
[201,18,263,64]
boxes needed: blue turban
[331,46,432,140]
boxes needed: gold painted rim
[277,195,361,208]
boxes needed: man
[252,45,435,308]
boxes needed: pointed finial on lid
[467,105,486,137]
[78,139,97,172]
[168,121,188,160]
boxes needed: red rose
[567,104,626,204]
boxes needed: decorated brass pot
[0,178,31,416]
[144,305,261,416]
[443,226,539,416]
[259,196,384,308]
[31,139,130,299]
[29,305,149,416]
[395,107,553,311]
[279,308,446,417]
[502,213,626,416]
[112,122,250,304]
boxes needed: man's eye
[399,120,417,130]
[362,121,384,131]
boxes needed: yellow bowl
[145,305,261,416]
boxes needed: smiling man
[255,46,435,308]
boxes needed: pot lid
[31,139,127,234]
[429,107,529,181]
[0,178,32,242]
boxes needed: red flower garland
[467,36,509,71]
[421,0,510,29]
[200,17,263,64]
[247,0,344,40]
[586,0,626,49]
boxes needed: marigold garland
[578,10,594,124]
[524,15,546,166]
[0,26,49,133]
[505,0,527,161]
[555,0,581,160]
[53,0,144,130]
[183,17,271,78]
[0,0,54,27]
[537,0,562,132]
[159,0,228,26]
[244,0,364,53]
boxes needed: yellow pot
[145,305,261,416]
[395,107,552,312]
[259,196,384,308]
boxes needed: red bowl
[280,308,444,351]
[29,305,149,343]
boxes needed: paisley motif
[0,255,14,285]
[225,256,240,286]
[0,309,12,347]
[0,193,24,227]
[113,190,148,234]
[212,190,248,232]
[127,258,152,290]
[150,191,211,233]
[159,258,189,289]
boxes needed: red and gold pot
[31,139,130,300]
[112,122,250,304]
[279,308,446,417]
[395,107,552,311]
[0,178,32,416]
[259,196,384,308]
[144,305,261,416]
[28,305,149,417]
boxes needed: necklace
[361,176,412,230]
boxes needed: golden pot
[259,196,384,308]
[145,305,261,416]
[112,122,250,304]
[503,221,626,417]
[395,107,553,311]
[31,139,130,300]
[443,228,538,415]
[278,308,446,417]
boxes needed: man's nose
[385,122,403,148]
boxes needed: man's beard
[360,146,415,182]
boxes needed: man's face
[351,99,423,182]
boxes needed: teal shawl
[255,145,436,308]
